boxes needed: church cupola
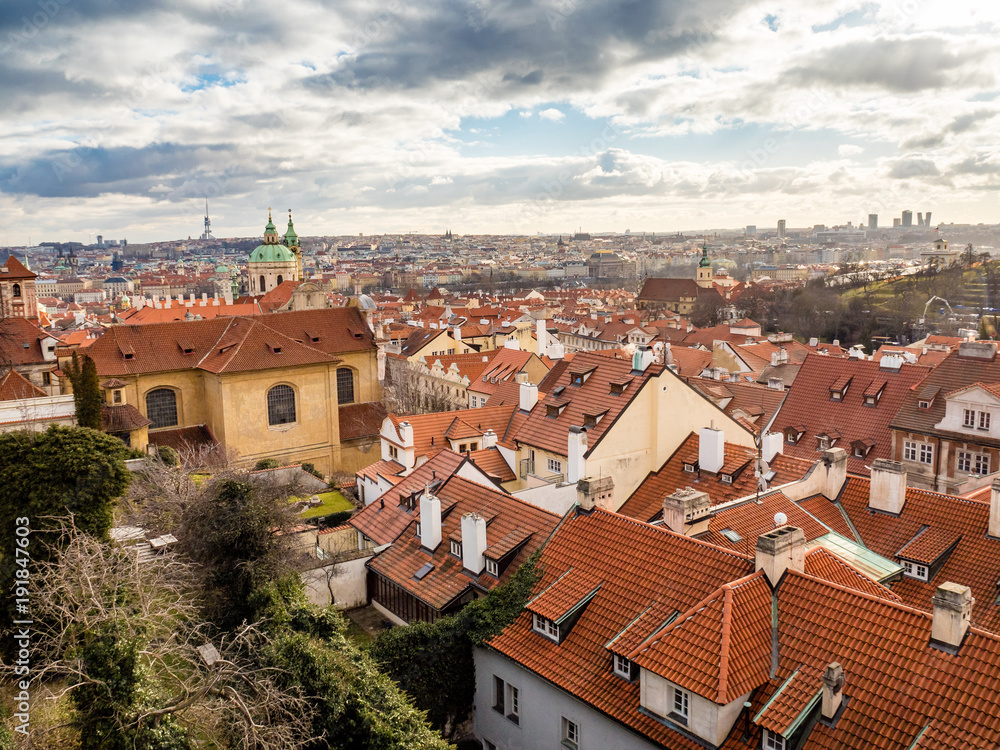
[696,243,714,287]
[284,210,299,248]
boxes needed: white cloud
[838,144,864,156]
[538,108,565,122]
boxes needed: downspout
[933,435,942,493]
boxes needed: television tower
[201,199,213,240]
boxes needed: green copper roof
[699,245,712,268]
[284,217,298,246]
[249,242,296,263]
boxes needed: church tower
[284,210,302,281]
[695,243,714,288]
[248,209,298,295]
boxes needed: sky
[0,0,997,243]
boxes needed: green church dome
[249,243,296,263]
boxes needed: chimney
[990,479,1000,538]
[821,663,845,720]
[821,447,848,500]
[461,512,488,574]
[662,487,712,536]
[931,582,975,651]
[164,297,171,309]
[755,526,806,586]
[869,459,906,514]
[536,317,547,358]
[632,345,654,372]
[699,427,725,474]
[519,382,538,412]
[453,326,462,342]
[767,377,785,391]
[481,429,497,449]
[762,431,783,463]
[577,475,613,512]
[567,426,587,484]
[189,293,196,305]
[548,341,565,360]
[397,420,414,449]
[809,337,818,347]
[418,490,442,550]
[202,292,208,304]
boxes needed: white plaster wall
[512,482,579,514]
[301,555,371,609]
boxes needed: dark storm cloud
[785,37,980,93]
[308,0,745,95]
[0,142,234,198]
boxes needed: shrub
[157,445,180,466]
[301,462,325,480]
[254,458,280,471]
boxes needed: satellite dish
[774,512,788,527]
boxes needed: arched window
[259,275,265,292]
[267,384,296,426]
[146,388,178,429]
[337,368,355,405]
[12,283,20,298]
[276,274,283,285]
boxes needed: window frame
[485,558,499,577]
[532,612,560,642]
[547,457,563,474]
[903,560,929,581]
[145,388,179,430]
[266,384,297,427]
[450,540,463,558]
[506,683,520,724]
[980,411,992,431]
[672,686,690,721]
[613,653,631,679]
[562,716,580,749]
[964,408,976,428]
[336,367,356,405]
[763,730,786,750]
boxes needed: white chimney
[567,426,587,484]
[699,427,725,474]
[202,292,208,304]
[548,341,565,360]
[536,317,547,358]
[767,377,785,391]
[398,420,414,448]
[931,582,974,651]
[461,513,488,574]
[809,337,818,347]
[821,663,845,720]
[481,429,497,449]
[755,526,806,586]
[504,338,521,350]
[632,345,654,372]
[454,326,462,342]
[419,490,442,550]
[189,293,196,306]
[519,382,538,412]
[869,459,906,515]
[762,431,783,463]
[821,447,848,500]
[990,479,1000,538]
[164,297,171,309]
[662,487,712,536]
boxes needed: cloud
[538,108,565,122]
[838,144,863,157]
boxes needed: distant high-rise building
[917,212,924,227]
[902,210,913,228]
[777,219,786,238]
[746,225,757,236]
[893,218,902,228]
[925,211,932,227]
[868,214,878,230]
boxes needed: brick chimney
[990,479,1000,538]
[519,382,538,412]
[931,582,974,651]
[461,513,487,574]
[577,475,613,512]
[755,526,806,586]
[869,459,906,515]
[761,431,783,463]
[699,426,725,474]
[821,663,845,720]
[821,447,848,500]
[418,490,442,551]
[567,426,587,484]
[662,487,712,536]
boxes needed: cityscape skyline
[0,1,997,243]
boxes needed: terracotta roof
[0,369,46,401]
[631,571,773,704]
[0,318,52,366]
[468,347,542,396]
[772,354,930,475]
[638,277,706,302]
[146,424,217,452]
[366,475,559,612]
[838,475,1000,632]
[697,491,831,553]
[356,459,405,484]
[527,568,602,622]
[802,547,900,601]
[795,494,858,541]
[386,405,517,458]
[483,379,522,407]
[754,665,823,737]
[514,352,661,457]
[398,327,448,357]
[618,432,815,520]
[350,450,467,546]
[338,401,386,441]
[896,525,962,566]
[0,255,36,280]
[466,447,515,482]
[686,376,787,428]
[101,403,152,432]
[666,346,712,377]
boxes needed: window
[415,522,421,537]
[459,443,467,453]
[920,443,934,464]
[562,717,580,749]
[613,653,631,679]
[903,441,933,464]
[958,451,972,472]
[492,675,505,714]
[977,453,991,474]
[12,283,20,298]
[485,558,499,577]
[532,612,559,641]
[764,730,786,750]
[276,274,283,285]
[337,367,355,404]
[964,409,976,428]
[918,400,931,409]
[507,684,520,724]
[672,686,689,720]
[113,389,122,404]
[388,444,399,460]
[259,275,265,292]
[450,540,463,557]
[683,463,696,473]
[903,560,928,580]
[547,458,563,474]
[267,384,296,426]
[720,474,733,484]
[41,372,51,386]
[980,411,992,431]
[146,388,178,429]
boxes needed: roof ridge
[717,585,734,702]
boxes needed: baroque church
[248,209,302,295]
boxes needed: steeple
[696,242,714,288]
[699,242,711,268]
[284,209,299,248]
[263,208,280,244]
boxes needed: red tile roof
[338,401,387,441]
[1,255,36,280]
[686,376,787,429]
[386,405,517,458]
[802,547,900,601]
[795,495,858,541]
[0,369,45,401]
[698,491,831,553]
[527,568,602,622]
[466,447,515,482]
[772,354,930,475]
[0,318,52,366]
[101,404,152,432]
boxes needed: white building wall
[474,647,663,750]
[301,555,372,609]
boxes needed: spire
[284,208,299,247]
[699,242,712,268]
[263,208,279,243]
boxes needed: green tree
[66,352,103,430]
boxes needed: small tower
[247,209,298,295]
[284,209,302,280]
[696,243,714,288]
[202,199,213,240]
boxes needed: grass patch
[296,490,354,519]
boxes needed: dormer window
[918,400,931,409]
[719,473,733,484]
[902,560,928,581]
[672,686,690,722]
[113,389,123,404]
[485,558,499,577]
[546,401,568,418]
[415,521,421,537]
[964,408,976,428]
[764,730,786,750]
[613,653,632,679]
[683,462,696,473]
[450,540,463,557]
[532,613,559,642]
